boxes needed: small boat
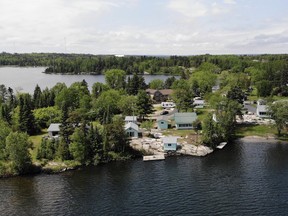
[216,142,227,149]
[143,154,165,161]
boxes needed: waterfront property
[157,116,169,130]
[125,116,138,124]
[125,122,139,138]
[162,136,178,151]
[174,112,197,130]
[47,123,61,138]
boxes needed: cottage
[162,136,178,151]
[146,89,173,103]
[174,112,197,130]
[47,123,61,138]
[157,116,169,130]
[125,116,138,124]
[125,122,139,138]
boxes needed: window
[168,144,171,146]
[161,122,164,124]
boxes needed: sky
[0,0,287,55]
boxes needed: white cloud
[168,0,207,19]
[224,0,236,4]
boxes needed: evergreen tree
[18,94,39,135]
[33,84,42,109]
[136,90,154,120]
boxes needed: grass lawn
[162,128,197,137]
[236,124,277,138]
[29,130,47,161]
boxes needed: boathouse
[162,137,178,151]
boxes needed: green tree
[18,93,39,135]
[269,101,288,136]
[118,95,137,116]
[0,120,11,160]
[33,84,42,109]
[149,79,164,90]
[5,132,32,174]
[92,82,109,99]
[105,69,126,90]
[135,90,154,120]
[69,125,88,163]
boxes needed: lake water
[1,139,288,216]
[0,67,176,93]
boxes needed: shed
[47,123,61,138]
[157,116,169,130]
[174,112,197,130]
[125,116,138,124]
[125,122,139,138]
[256,104,270,118]
[162,137,178,151]
[193,99,205,108]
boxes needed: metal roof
[125,116,138,121]
[125,122,139,131]
[174,112,197,124]
[47,123,61,132]
[162,136,178,144]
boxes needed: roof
[162,136,178,144]
[145,89,173,95]
[174,112,197,124]
[125,122,139,131]
[193,99,205,105]
[47,123,61,132]
[125,116,137,122]
[257,104,268,112]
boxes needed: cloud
[224,0,236,4]
[167,0,207,19]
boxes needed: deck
[143,154,165,161]
[216,142,227,149]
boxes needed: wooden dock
[216,142,227,149]
[143,154,165,161]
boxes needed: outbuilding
[162,137,178,151]
[125,122,139,138]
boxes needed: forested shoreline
[1,52,288,178]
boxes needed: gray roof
[162,136,178,144]
[47,123,61,132]
[174,112,197,124]
[157,116,169,122]
[125,122,139,131]
[125,116,137,121]
[257,105,268,112]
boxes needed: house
[47,123,61,138]
[125,122,139,138]
[162,136,178,151]
[256,100,270,118]
[125,116,138,124]
[146,89,173,103]
[157,116,169,130]
[174,112,197,130]
[193,99,205,108]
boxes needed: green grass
[162,128,197,137]
[236,124,277,137]
[29,130,47,161]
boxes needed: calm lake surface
[1,140,288,216]
[0,67,176,93]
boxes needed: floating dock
[143,154,165,161]
[216,142,227,149]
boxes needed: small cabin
[157,116,169,130]
[47,123,61,138]
[125,122,139,138]
[162,137,178,151]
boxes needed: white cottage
[47,123,61,138]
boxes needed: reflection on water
[1,141,288,215]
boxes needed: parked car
[160,110,169,115]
